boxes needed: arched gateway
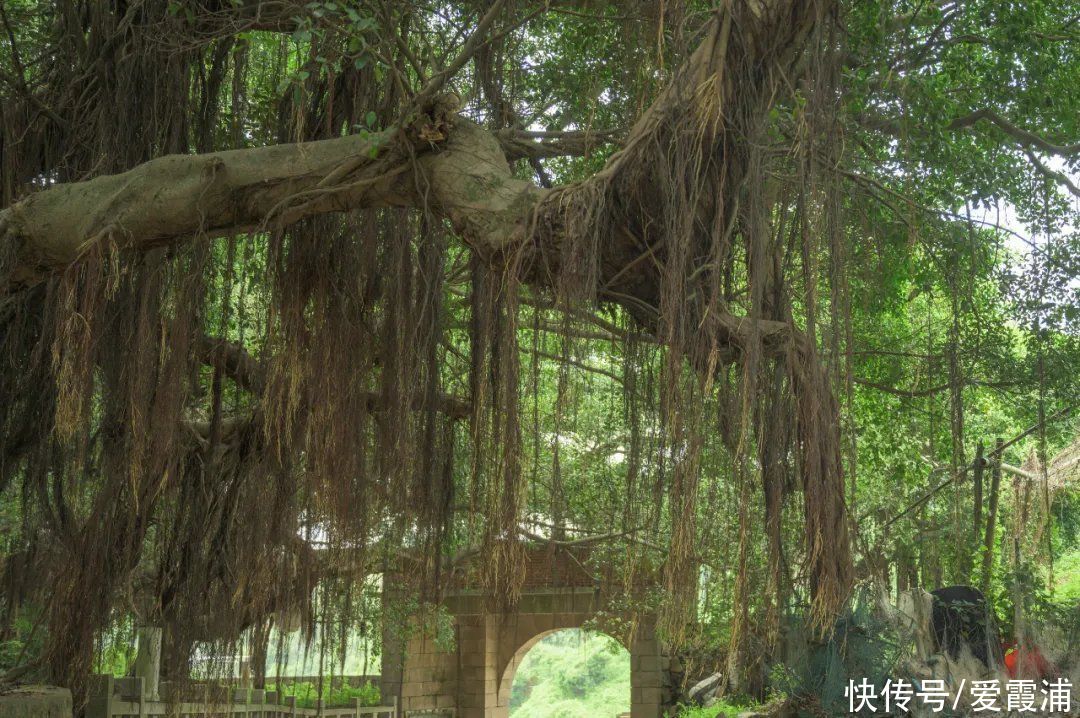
[381,547,668,718]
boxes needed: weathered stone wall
[0,686,73,718]
[399,626,459,715]
[398,588,666,718]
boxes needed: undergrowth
[265,680,381,707]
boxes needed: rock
[0,686,73,718]
[688,671,724,705]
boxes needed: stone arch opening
[499,628,630,718]
[394,549,666,717]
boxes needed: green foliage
[0,613,43,674]
[94,618,137,677]
[509,630,629,718]
[1,0,1080,703]
[1055,549,1080,601]
[676,701,761,718]
[770,588,904,717]
[265,680,381,708]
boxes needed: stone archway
[390,546,665,712]
[391,548,667,718]
[398,589,664,718]
[496,627,631,718]
[490,602,618,718]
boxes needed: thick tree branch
[410,0,513,111]
[194,335,265,394]
[193,333,472,419]
[187,1,309,35]
[494,128,618,160]
[1,127,399,286]
[949,108,1080,157]
[0,103,538,289]
[1023,148,1080,199]
[854,377,1021,398]
[0,3,826,373]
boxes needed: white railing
[86,675,398,718]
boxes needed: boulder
[688,671,724,705]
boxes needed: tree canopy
[0,0,1078,708]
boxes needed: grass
[1054,548,1080,601]
[676,699,761,718]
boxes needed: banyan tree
[0,0,1077,709]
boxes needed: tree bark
[0,110,538,288]
[972,440,985,564]
[980,438,1004,595]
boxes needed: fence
[86,675,398,718]
[265,675,382,690]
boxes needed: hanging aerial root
[49,241,115,439]
[792,358,854,632]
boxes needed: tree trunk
[980,438,1004,595]
[971,440,985,579]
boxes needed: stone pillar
[380,624,405,707]
[454,612,495,718]
[630,623,663,718]
[379,579,405,707]
[134,626,162,701]
[480,613,502,718]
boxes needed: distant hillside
[509,630,630,718]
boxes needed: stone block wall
[399,628,459,715]
[0,686,72,718]
[398,588,665,718]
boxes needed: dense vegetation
[509,630,629,718]
[0,0,1077,713]
[265,680,381,709]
